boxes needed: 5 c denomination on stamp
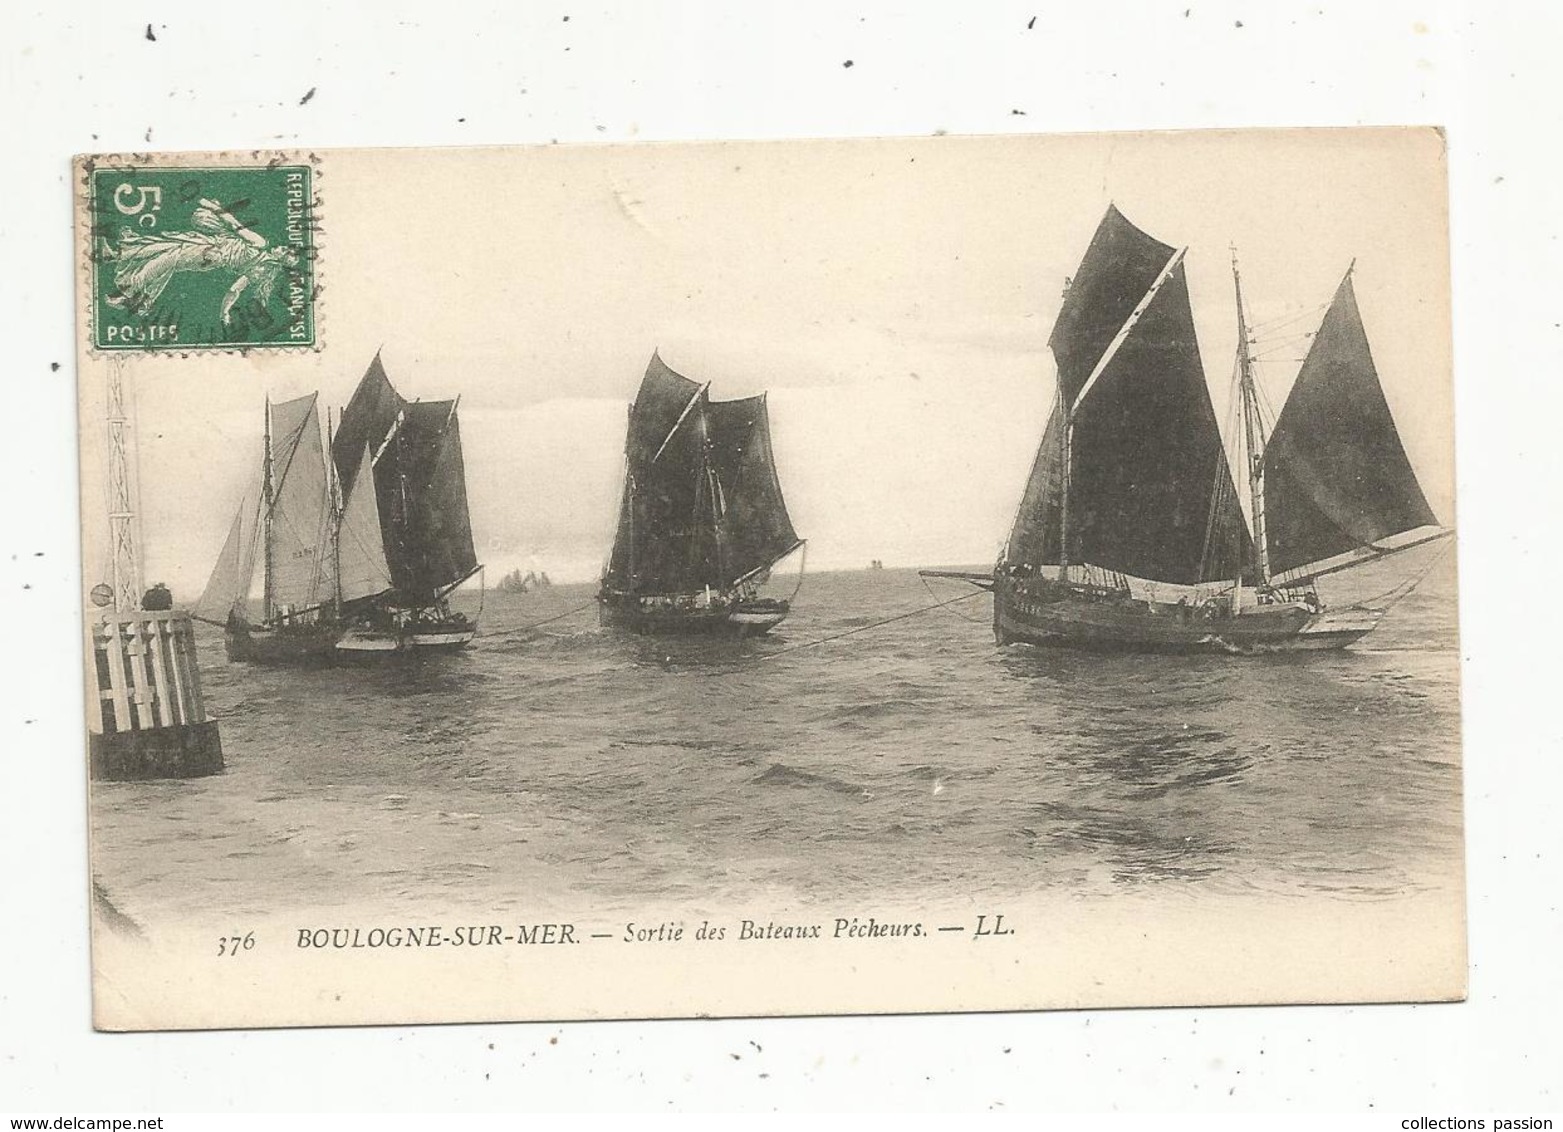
[87,162,316,351]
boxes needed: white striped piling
[88,609,223,780]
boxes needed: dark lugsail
[1009,206,1252,586]
[1263,272,1439,576]
[1068,263,1253,584]
[329,357,479,603]
[605,353,710,595]
[706,395,803,582]
[331,354,406,501]
[605,462,636,590]
[605,352,800,595]
[1005,401,1065,568]
[1049,204,1180,410]
[375,400,479,599]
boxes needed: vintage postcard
[75,128,1463,1031]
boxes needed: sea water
[89,556,1462,930]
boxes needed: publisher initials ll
[973,914,1013,939]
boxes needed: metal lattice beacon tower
[86,360,223,780]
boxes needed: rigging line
[759,589,989,661]
[1244,315,1319,342]
[734,539,807,587]
[1343,537,1454,612]
[1205,361,1247,579]
[1280,528,1454,588]
[1244,320,1319,342]
[919,571,988,622]
[270,400,318,495]
[1250,332,1316,355]
[478,601,598,643]
[787,541,808,603]
[1248,301,1331,336]
[1252,367,1280,420]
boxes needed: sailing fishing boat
[194,392,348,663]
[925,205,1451,653]
[598,352,805,635]
[496,567,550,594]
[195,355,481,660]
[328,354,483,655]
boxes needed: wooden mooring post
[88,609,223,780]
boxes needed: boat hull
[225,611,477,663]
[993,577,1380,654]
[597,591,790,637]
[224,617,341,665]
[334,619,478,658]
[408,628,477,650]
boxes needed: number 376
[217,931,255,957]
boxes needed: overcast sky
[79,129,1453,593]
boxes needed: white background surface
[2,0,1558,1114]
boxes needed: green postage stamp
[86,161,315,350]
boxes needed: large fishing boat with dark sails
[194,354,482,661]
[926,205,1450,653]
[327,354,483,655]
[598,352,805,636]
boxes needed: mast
[396,404,410,600]
[327,406,342,611]
[1232,247,1271,589]
[1057,386,1072,579]
[625,403,636,588]
[1053,268,1074,580]
[262,395,275,622]
[697,396,726,584]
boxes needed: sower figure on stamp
[103,198,299,324]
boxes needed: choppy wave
[90,560,1462,922]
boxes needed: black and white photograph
[74,130,1462,1030]
[9,0,1563,1118]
